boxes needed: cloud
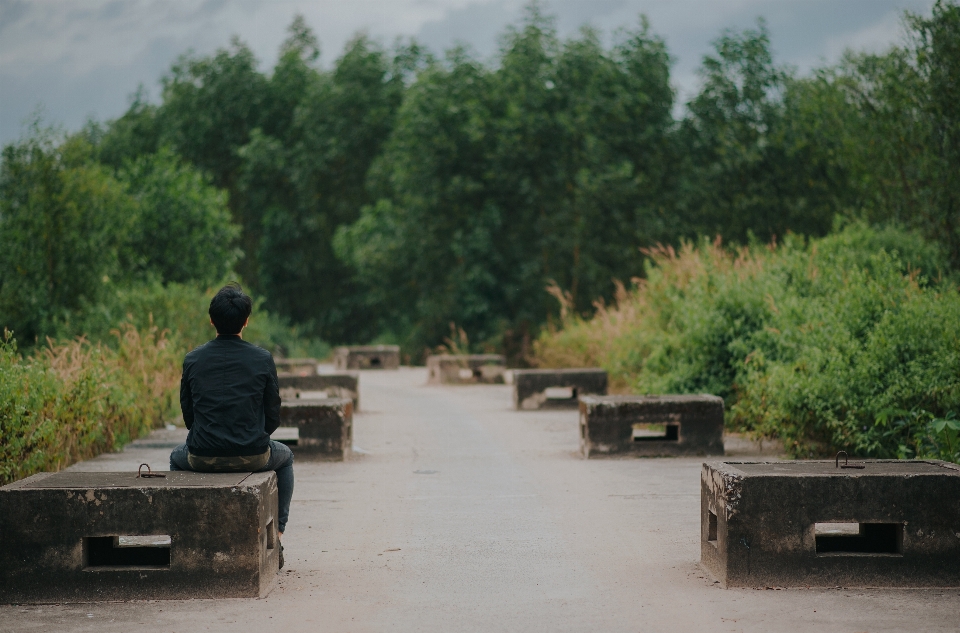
[0,0,939,146]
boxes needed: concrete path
[4,368,958,632]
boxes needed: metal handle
[835,451,865,469]
[138,463,167,478]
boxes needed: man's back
[180,334,281,457]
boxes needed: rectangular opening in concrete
[297,390,328,400]
[369,357,382,368]
[632,423,679,442]
[265,519,276,550]
[708,509,718,544]
[84,535,171,569]
[271,427,299,446]
[545,387,576,400]
[815,522,902,555]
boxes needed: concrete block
[0,470,279,603]
[579,395,724,458]
[512,368,607,410]
[274,357,318,376]
[701,459,960,587]
[426,354,506,384]
[279,398,353,460]
[334,345,400,370]
[278,372,360,409]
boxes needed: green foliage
[117,147,240,284]
[0,326,181,486]
[59,279,329,359]
[252,34,421,342]
[534,225,960,460]
[0,126,243,343]
[158,38,268,190]
[65,4,960,358]
[0,129,135,342]
[914,412,960,462]
[92,88,162,170]
[676,21,840,242]
[154,36,269,285]
[338,9,676,357]
[790,1,960,267]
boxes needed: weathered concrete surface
[278,372,360,409]
[511,368,607,410]
[0,471,278,602]
[3,369,958,632]
[702,460,960,588]
[334,345,400,370]
[279,398,353,460]
[426,354,505,384]
[580,394,725,458]
[274,358,319,376]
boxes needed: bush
[533,224,960,460]
[0,324,180,485]
[0,279,331,484]
[55,279,330,359]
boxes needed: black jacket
[180,335,281,457]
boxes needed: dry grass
[535,238,768,391]
[0,322,181,484]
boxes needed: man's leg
[169,443,191,471]
[259,440,294,534]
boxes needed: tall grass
[0,323,180,485]
[1,280,330,485]
[534,224,960,460]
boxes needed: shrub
[0,279,331,484]
[533,224,960,460]
[56,279,330,359]
[0,324,180,485]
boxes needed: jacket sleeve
[263,356,281,436]
[180,359,194,430]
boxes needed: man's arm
[263,357,281,436]
[180,360,194,430]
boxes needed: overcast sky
[0,0,938,147]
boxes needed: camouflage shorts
[187,448,271,472]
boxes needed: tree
[157,37,269,283]
[337,6,676,357]
[93,87,162,170]
[117,147,240,285]
[0,130,135,341]
[252,34,424,342]
[913,0,960,265]
[676,21,838,243]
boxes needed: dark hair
[209,282,252,335]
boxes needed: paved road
[4,368,958,632]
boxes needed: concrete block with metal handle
[701,458,960,587]
[0,469,279,603]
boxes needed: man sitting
[169,283,293,568]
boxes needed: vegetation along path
[4,368,958,632]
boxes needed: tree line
[3,2,960,358]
